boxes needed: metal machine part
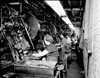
[24,12,40,39]
[0,5,37,62]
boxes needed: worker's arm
[32,44,59,57]
[32,49,49,57]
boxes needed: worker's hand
[32,53,40,57]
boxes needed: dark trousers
[58,47,65,63]
[78,48,84,70]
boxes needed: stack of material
[14,59,57,78]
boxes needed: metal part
[0,5,37,62]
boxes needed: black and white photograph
[0,0,100,78]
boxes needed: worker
[32,33,61,61]
[60,34,71,72]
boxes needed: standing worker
[60,34,71,72]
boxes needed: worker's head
[44,34,54,45]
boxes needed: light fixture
[45,0,66,16]
[9,2,20,5]
[62,17,75,30]
[45,0,75,30]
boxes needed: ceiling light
[62,17,75,30]
[45,0,75,30]
[9,2,20,5]
[45,0,66,16]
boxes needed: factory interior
[0,0,100,78]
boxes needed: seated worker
[32,34,62,62]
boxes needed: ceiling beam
[65,8,84,11]
[72,21,81,24]
[72,21,81,27]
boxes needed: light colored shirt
[66,36,71,44]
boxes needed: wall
[82,0,100,78]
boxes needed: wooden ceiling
[1,0,86,27]
[60,0,86,27]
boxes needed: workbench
[14,59,58,78]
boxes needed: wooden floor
[67,60,82,78]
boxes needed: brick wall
[82,0,100,78]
